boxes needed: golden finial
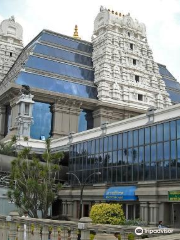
[73,25,81,40]
[108,9,110,11]
[119,13,121,16]
[115,12,118,15]
[112,10,114,14]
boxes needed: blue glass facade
[40,33,93,54]
[25,56,94,82]
[69,118,180,185]
[30,102,52,139]
[16,72,97,99]
[78,110,93,132]
[158,64,180,104]
[34,44,93,67]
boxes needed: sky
[0,0,180,80]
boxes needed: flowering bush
[90,203,125,225]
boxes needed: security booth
[104,186,140,220]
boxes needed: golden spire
[73,25,81,40]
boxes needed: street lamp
[67,171,101,218]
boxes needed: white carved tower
[16,91,34,138]
[92,7,171,110]
[0,16,23,83]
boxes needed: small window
[130,43,133,50]
[138,94,143,101]
[24,104,29,115]
[133,59,136,65]
[128,32,130,37]
[10,52,12,57]
[135,75,139,83]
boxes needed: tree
[90,203,125,225]
[8,138,64,218]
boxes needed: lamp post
[67,171,101,218]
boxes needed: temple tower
[0,16,23,83]
[92,7,171,110]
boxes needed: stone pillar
[95,233,116,240]
[78,217,92,240]
[93,107,124,128]
[8,211,19,240]
[9,96,19,136]
[51,100,81,138]
[0,106,6,139]
[62,201,66,215]
[140,202,149,224]
[149,202,159,225]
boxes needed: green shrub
[127,233,135,240]
[90,203,125,225]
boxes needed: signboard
[168,191,180,201]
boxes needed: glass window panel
[117,150,122,165]
[103,153,109,167]
[171,140,176,159]
[104,137,108,152]
[144,162,150,180]
[122,166,127,182]
[112,151,117,166]
[171,159,177,179]
[78,110,93,132]
[164,122,169,141]
[95,139,99,154]
[83,142,87,154]
[177,120,180,139]
[122,148,128,164]
[170,121,176,140]
[133,165,138,181]
[128,131,133,147]
[128,165,132,181]
[157,124,163,142]
[158,65,174,78]
[113,135,118,150]
[151,162,156,180]
[117,167,122,182]
[123,132,127,148]
[30,102,52,140]
[99,138,103,153]
[40,32,93,54]
[145,145,150,162]
[167,90,180,103]
[112,167,117,183]
[164,161,170,179]
[91,140,95,154]
[157,143,163,161]
[157,162,163,180]
[128,148,133,164]
[177,159,180,179]
[108,167,112,183]
[139,163,144,181]
[133,130,138,147]
[26,56,94,81]
[16,72,97,99]
[34,43,93,67]
[151,126,156,143]
[139,129,144,145]
[162,78,180,90]
[177,139,180,158]
[94,155,99,169]
[151,144,156,162]
[145,127,150,144]
[87,141,91,154]
[164,142,170,160]
[107,152,112,166]
[98,154,103,168]
[102,168,108,183]
[108,136,113,151]
[87,156,91,169]
[139,146,144,165]
[118,134,122,149]
[132,148,138,163]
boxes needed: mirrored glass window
[30,102,52,140]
